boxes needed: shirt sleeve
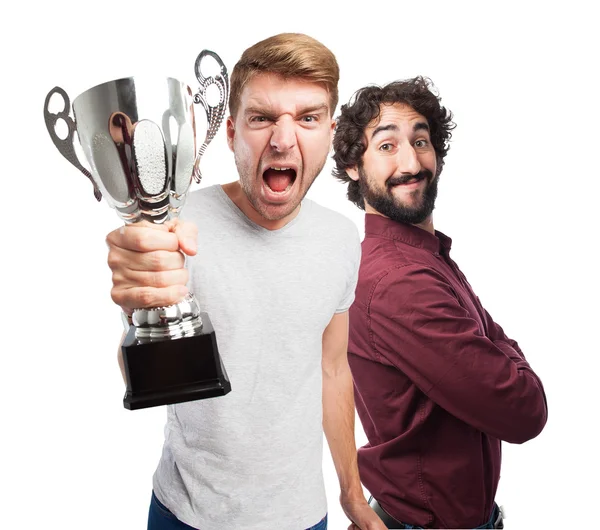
[369,264,548,444]
[480,302,526,358]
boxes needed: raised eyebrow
[371,121,431,140]
[414,121,430,133]
[371,124,399,140]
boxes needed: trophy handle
[43,87,102,202]
[191,50,229,183]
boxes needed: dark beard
[359,165,438,225]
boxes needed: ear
[346,166,359,182]
[326,117,335,147]
[226,116,235,152]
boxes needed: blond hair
[229,33,339,118]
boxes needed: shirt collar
[364,213,452,255]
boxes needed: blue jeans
[148,491,328,529]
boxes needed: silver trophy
[44,50,231,410]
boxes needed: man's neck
[414,216,435,235]
[221,181,301,231]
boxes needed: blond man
[106,33,386,530]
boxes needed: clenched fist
[106,218,198,315]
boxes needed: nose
[270,117,297,152]
[396,143,422,175]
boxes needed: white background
[2,1,598,528]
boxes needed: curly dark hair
[332,76,456,209]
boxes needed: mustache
[386,169,434,188]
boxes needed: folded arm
[369,266,548,444]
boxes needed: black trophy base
[121,312,231,410]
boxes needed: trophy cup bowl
[43,50,231,410]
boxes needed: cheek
[364,153,395,179]
[234,131,263,161]
[299,129,332,163]
[422,151,437,173]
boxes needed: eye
[379,143,393,151]
[415,139,429,148]
[300,115,318,123]
[250,116,269,123]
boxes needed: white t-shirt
[152,185,361,529]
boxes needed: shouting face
[226,73,335,227]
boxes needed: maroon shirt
[349,214,547,529]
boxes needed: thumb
[166,218,198,256]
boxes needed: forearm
[372,268,547,443]
[395,330,547,443]
[322,362,363,499]
[483,307,526,358]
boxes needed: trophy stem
[135,313,204,341]
[132,293,204,342]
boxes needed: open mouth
[263,166,297,193]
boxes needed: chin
[259,199,300,221]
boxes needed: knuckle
[130,231,146,251]
[110,287,125,307]
[107,251,120,270]
[147,251,163,270]
[149,250,170,271]
[105,230,118,245]
[150,270,169,288]
[111,271,121,286]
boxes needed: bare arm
[322,311,386,530]
[322,311,362,497]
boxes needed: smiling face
[226,73,335,227]
[348,102,439,228]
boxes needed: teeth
[270,167,291,171]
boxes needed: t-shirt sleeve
[335,225,362,313]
